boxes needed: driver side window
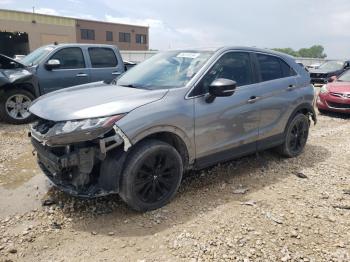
[50,47,85,69]
[192,52,254,96]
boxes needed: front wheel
[119,140,183,211]
[0,89,36,124]
[277,114,310,158]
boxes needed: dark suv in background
[0,44,125,124]
[309,60,350,86]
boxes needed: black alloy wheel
[119,140,183,211]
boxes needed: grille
[310,73,325,78]
[327,101,350,109]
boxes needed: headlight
[32,114,126,145]
[320,85,328,94]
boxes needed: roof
[0,8,148,29]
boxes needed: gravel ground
[0,112,349,262]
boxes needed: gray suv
[29,47,316,211]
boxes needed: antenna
[32,6,35,14]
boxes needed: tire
[277,114,310,158]
[0,89,36,124]
[119,139,183,211]
[318,109,328,115]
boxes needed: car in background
[13,54,26,61]
[0,54,39,124]
[317,70,350,114]
[123,60,137,71]
[29,47,316,211]
[0,44,125,124]
[306,63,321,70]
[309,60,350,86]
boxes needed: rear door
[252,53,298,150]
[38,47,90,93]
[87,47,124,83]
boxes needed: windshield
[21,46,55,66]
[318,61,344,71]
[337,70,350,82]
[117,50,214,89]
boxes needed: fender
[130,125,195,164]
[286,102,317,130]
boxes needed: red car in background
[317,70,350,114]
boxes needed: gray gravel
[0,113,349,262]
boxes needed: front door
[38,47,90,94]
[192,51,261,167]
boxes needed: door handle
[247,96,260,104]
[112,71,122,75]
[76,73,88,77]
[287,84,296,91]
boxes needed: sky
[0,0,350,58]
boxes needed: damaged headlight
[32,114,126,145]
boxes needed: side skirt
[194,134,284,170]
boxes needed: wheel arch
[285,103,317,131]
[130,126,195,169]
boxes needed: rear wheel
[277,114,309,158]
[0,89,35,124]
[119,140,183,211]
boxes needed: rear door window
[256,54,296,81]
[50,47,85,69]
[88,47,118,68]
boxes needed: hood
[327,81,350,94]
[0,54,33,86]
[0,54,25,69]
[30,81,168,121]
[309,68,339,75]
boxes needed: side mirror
[329,76,337,82]
[45,59,60,70]
[206,78,237,103]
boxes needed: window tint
[136,34,147,44]
[88,47,118,68]
[193,52,253,96]
[50,47,85,69]
[119,32,131,43]
[80,29,95,40]
[106,31,113,41]
[257,54,296,81]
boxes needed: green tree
[272,48,298,57]
[272,45,327,58]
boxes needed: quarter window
[88,47,118,68]
[50,47,85,69]
[80,29,95,40]
[257,54,296,82]
[119,32,131,43]
[193,52,254,96]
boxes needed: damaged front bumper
[30,119,131,197]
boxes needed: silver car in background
[29,47,316,211]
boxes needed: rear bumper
[316,94,350,113]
